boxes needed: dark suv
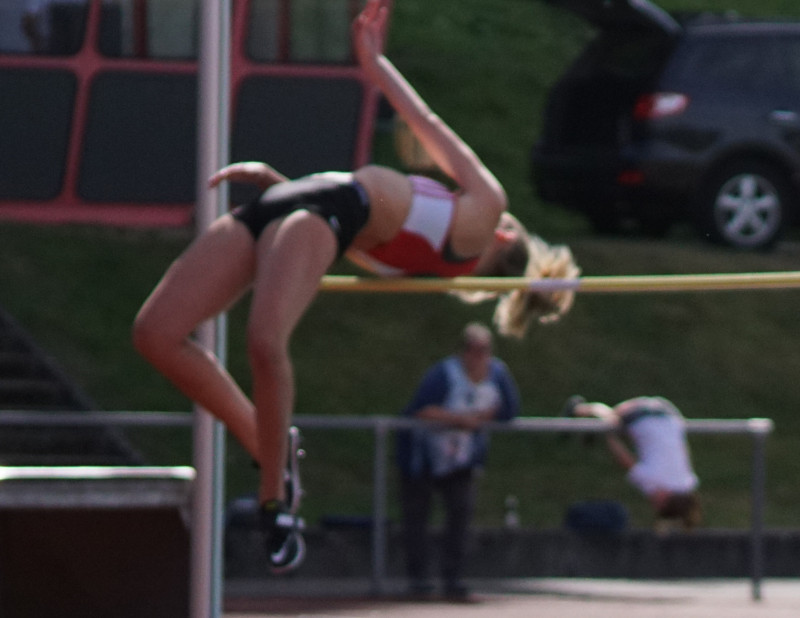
[531,0,800,249]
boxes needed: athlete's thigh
[138,214,257,338]
[247,210,337,341]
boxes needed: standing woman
[133,0,578,572]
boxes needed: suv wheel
[698,161,788,250]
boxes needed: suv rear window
[665,33,778,92]
[775,34,800,92]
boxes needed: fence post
[749,419,772,601]
[371,419,390,595]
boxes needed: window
[0,0,382,225]
[776,35,800,93]
[289,0,355,62]
[139,0,198,59]
[248,0,363,63]
[2,0,364,62]
[1,0,90,55]
[97,0,198,60]
[671,35,771,92]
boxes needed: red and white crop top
[349,176,479,277]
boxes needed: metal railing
[294,414,773,600]
[0,411,773,600]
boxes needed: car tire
[697,160,789,250]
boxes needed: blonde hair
[452,232,580,339]
[493,234,580,338]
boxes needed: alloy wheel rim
[714,173,781,245]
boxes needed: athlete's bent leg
[132,215,261,458]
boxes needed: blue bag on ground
[565,500,629,533]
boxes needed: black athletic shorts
[232,175,371,258]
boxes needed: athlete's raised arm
[352,0,506,218]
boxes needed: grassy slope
[2,0,800,528]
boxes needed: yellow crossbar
[321,271,800,294]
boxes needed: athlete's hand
[208,161,287,191]
[352,0,388,67]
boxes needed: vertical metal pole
[750,427,768,602]
[191,1,230,617]
[371,420,389,595]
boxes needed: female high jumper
[133,0,579,572]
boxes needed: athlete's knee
[132,309,177,363]
[246,327,289,374]
[132,315,159,362]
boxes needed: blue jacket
[396,356,520,478]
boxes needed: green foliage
[2,0,800,529]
